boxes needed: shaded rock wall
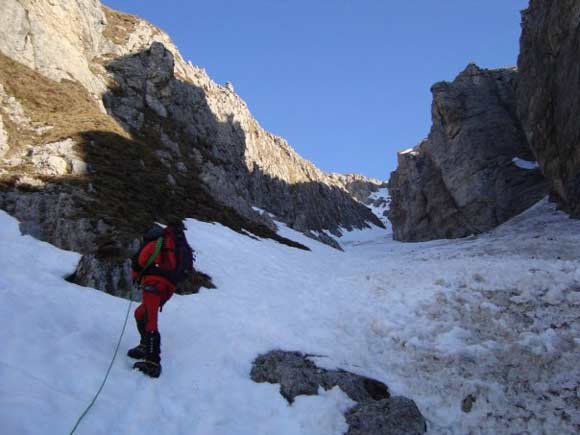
[517,0,580,217]
[103,42,382,237]
[99,6,383,236]
[389,64,546,242]
[388,142,470,242]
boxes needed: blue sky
[104,0,529,180]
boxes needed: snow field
[2,197,579,434]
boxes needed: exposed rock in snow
[517,0,580,217]
[388,64,547,242]
[345,397,426,435]
[251,350,426,434]
[251,350,391,404]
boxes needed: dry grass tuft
[102,6,142,46]
[0,52,126,151]
[102,6,163,47]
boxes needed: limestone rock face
[330,173,386,204]
[103,41,382,236]
[0,0,108,97]
[389,64,547,242]
[517,0,580,217]
[28,139,87,176]
[95,8,383,237]
[0,114,7,159]
[388,143,469,242]
[0,190,93,251]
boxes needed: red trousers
[134,276,175,332]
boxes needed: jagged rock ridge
[102,41,383,239]
[388,64,547,242]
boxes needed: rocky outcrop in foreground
[388,64,546,242]
[517,0,580,217]
[251,351,426,435]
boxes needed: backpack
[160,225,194,285]
[143,224,164,243]
[133,224,195,285]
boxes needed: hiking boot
[133,360,162,378]
[127,343,147,360]
[133,331,162,378]
[127,317,147,359]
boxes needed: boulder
[388,64,547,242]
[517,0,580,217]
[345,397,426,435]
[28,139,81,176]
[251,350,426,435]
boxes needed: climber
[127,221,193,378]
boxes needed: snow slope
[366,187,391,230]
[2,198,579,434]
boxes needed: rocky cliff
[101,41,383,239]
[330,173,385,203]
[0,0,382,295]
[388,64,547,242]
[517,0,580,217]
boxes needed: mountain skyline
[104,0,528,180]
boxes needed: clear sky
[104,0,529,180]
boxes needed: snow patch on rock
[512,157,540,170]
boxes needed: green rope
[69,237,164,434]
[69,296,133,435]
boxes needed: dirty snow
[1,198,579,434]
